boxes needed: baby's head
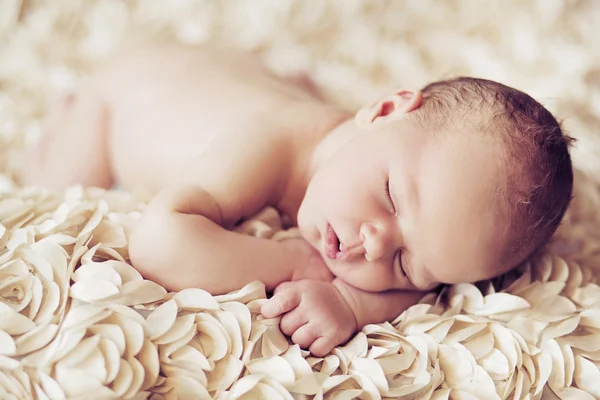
[298,77,573,292]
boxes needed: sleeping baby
[23,42,574,357]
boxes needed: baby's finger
[273,281,293,295]
[291,324,318,350]
[261,290,300,318]
[279,310,307,337]
[309,336,336,358]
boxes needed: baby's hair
[411,77,574,270]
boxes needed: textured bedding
[1,1,600,399]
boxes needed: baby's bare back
[92,44,321,202]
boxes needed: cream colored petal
[163,376,211,399]
[490,324,518,372]
[438,344,476,387]
[0,307,35,335]
[154,314,196,345]
[104,314,145,358]
[70,279,120,302]
[573,355,600,398]
[160,326,198,364]
[533,295,577,318]
[260,326,290,358]
[553,387,596,400]
[196,319,231,361]
[479,348,510,380]
[110,358,133,397]
[46,327,87,364]
[34,280,60,325]
[366,345,390,359]
[56,335,101,368]
[521,353,536,388]
[404,335,430,377]
[70,346,108,383]
[136,338,160,391]
[533,351,552,395]
[246,356,295,385]
[0,330,16,356]
[580,309,600,330]
[0,354,21,369]
[281,345,314,381]
[88,219,128,249]
[173,288,220,311]
[103,260,142,284]
[146,299,178,340]
[284,372,328,396]
[38,371,66,400]
[560,341,575,387]
[19,248,53,281]
[121,356,147,399]
[14,323,58,356]
[212,310,244,359]
[541,339,566,391]
[562,334,600,352]
[26,276,44,321]
[402,315,449,335]
[53,365,112,399]
[348,357,388,392]
[98,338,121,384]
[0,366,32,399]
[213,280,266,304]
[72,262,122,286]
[112,280,167,306]
[222,373,262,399]
[375,353,414,375]
[472,293,531,316]
[542,315,580,342]
[37,234,77,246]
[246,378,293,400]
[206,353,244,395]
[548,256,570,282]
[88,324,127,355]
[220,302,252,343]
[108,304,147,325]
[507,316,548,344]
[443,321,488,344]
[571,284,600,308]
[170,344,211,371]
[463,330,494,360]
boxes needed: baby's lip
[324,224,339,260]
[324,224,365,261]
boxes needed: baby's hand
[260,279,357,357]
[281,237,335,282]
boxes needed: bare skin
[24,42,512,356]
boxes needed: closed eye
[393,250,405,276]
[384,179,396,214]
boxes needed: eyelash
[394,251,406,277]
[384,179,396,213]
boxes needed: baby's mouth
[325,224,340,260]
[325,225,364,261]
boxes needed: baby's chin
[332,267,392,292]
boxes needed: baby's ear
[355,89,423,128]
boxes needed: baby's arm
[129,185,305,294]
[332,279,425,329]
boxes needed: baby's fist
[261,280,357,357]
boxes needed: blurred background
[0,0,599,183]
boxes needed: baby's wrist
[331,279,360,331]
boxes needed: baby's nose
[359,222,392,262]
